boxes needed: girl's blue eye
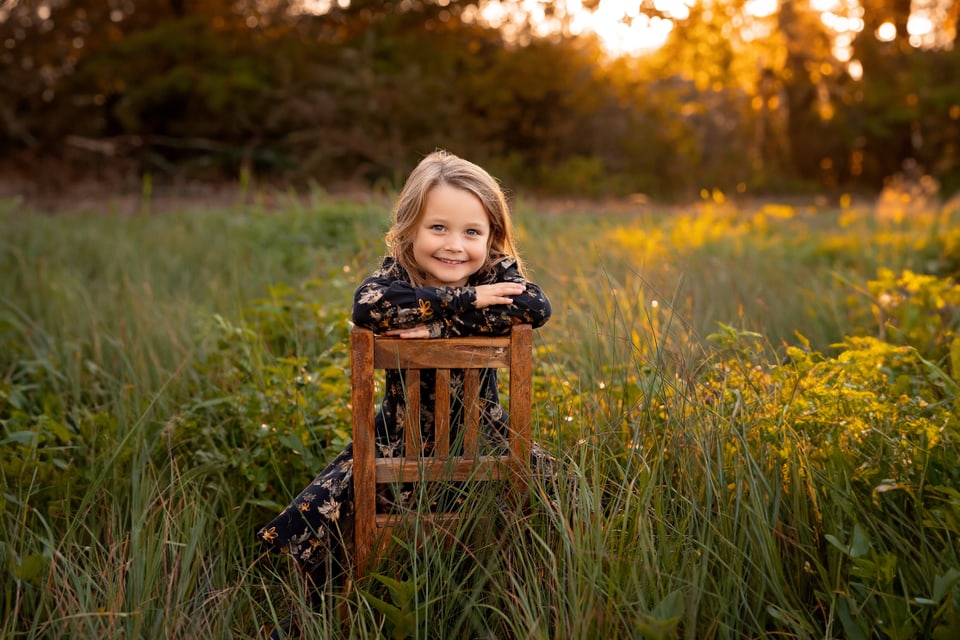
[466,229,481,236]
[431,224,445,232]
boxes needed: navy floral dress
[256,256,551,573]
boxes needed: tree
[776,0,846,186]
[0,0,300,176]
[848,0,960,189]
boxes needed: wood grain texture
[352,324,534,577]
[373,336,510,369]
[350,326,376,574]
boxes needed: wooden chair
[351,324,533,577]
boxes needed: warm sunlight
[478,0,690,56]
[744,0,778,18]
[876,21,897,42]
[562,0,684,56]
[297,0,956,58]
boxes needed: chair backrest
[351,324,533,576]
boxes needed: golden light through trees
[286,0,959,59]
[2,0,958,195]
[485,0,955,58]
[558,0,681,55]
[476,0,689,54]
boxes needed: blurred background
[1,0,957,200]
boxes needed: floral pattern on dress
[256,256,552,572]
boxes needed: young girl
[256,150,551,594]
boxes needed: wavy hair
[386,150,524,287]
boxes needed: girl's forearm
[352,279,475,332]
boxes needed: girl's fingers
[477,284,524,301]
[499,283,525,294]
[384,327,429,338]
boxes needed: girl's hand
[384,325,432,339]
[474,283,525,309]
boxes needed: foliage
[3,194,960,638]
[182,289,354,506]
[360,572,428,640]
[866,267,960,366]
[2,0,958,196]
[699,316,960,637]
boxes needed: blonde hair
[386,150,524,286]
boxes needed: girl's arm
[441,258,551,336]
[352,257,550,336]
[352,258,478,334]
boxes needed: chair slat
[374,456,510,483]
[509,325,533,488]
[462,369,480,458]
[374,337,510,369]
[375,511,466,529]
[404,369,421,456]
[435,369,451,457]
[351,327,376,574]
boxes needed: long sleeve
[352,258,477,333]
[440,257,551,337]
[351,256,551,336]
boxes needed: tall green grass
[2,192,958,638]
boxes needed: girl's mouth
[436,257,464,265]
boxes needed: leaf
[48,419,75,443]
[277,433,304,455]
[917,352,960,396]
[933,568,960,602]
[650,589,685,621]
[369,573,425,610]
[836,596,869,640]
[950,337,960,385]
[244,498,286,511]
[370,573,407,601]
[826,525,872,563]
[15,553,45,583]
[1,430,37,446]
[850,524,871,558]
[766,605,806,634]
[825,533,845,553]
[363,591,401,619]
[362,575,428,640]
[873,480,903,494]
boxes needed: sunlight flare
[744,0,778,18]
[566,0,689,56]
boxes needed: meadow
[1,188,959,639]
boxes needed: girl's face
[412,185,491,287]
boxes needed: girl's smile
[413,185,491,287]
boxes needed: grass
[2,189,959,638]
